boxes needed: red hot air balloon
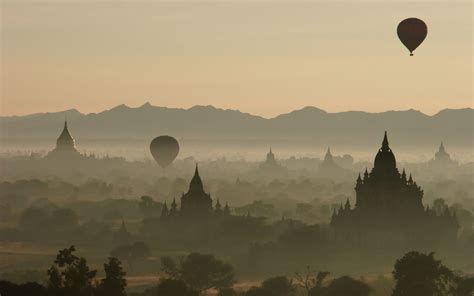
[397,18,428,56]
[150,135,179,168]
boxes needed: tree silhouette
[324,276,371,296]
[392,251,456,296]
[295,265,330,295]
[96,257,127,296]
[47,245,97,296]
[455,276,474,296]
[0,281,48,296]
[139,195,162,217]
[243,276,296,296]
[160,253,235,293]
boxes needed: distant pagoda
[318,147,345,176]
[433,142,456,164]
[260,148,279,169]
[319,148,341,169]
[47,120,81,159]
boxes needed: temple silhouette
[331,132,458,247]
[428,141,457,168]
[161,165,230,218]
[435,142,450,162]
[46,120,81,159]
[318,147,346,176]
[254,148,288,178]
[259,148,280,170]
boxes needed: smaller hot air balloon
[397,18,428,56]
[150,135,179,168]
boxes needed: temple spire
[439,142,445,152]
[344,199,351,211]
[55,119,76,150]
[215,199,222,212]
[194,163,199,177]
[382,131,389,151]
[223,202,230,215]
[188,163,205,194]
[161,202,169,217]
[324,147,334,163]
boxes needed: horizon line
[2,102,473,120]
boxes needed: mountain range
[1,103,473,147]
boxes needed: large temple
[331,132,458,246]
[46,120,81,159]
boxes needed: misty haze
[0,1,472,296]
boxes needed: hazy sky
[1,1,472,118]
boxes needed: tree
[96,257,127,296]
[160,253,235,293]
[243,276,296,296]
[47,245,97,296]
[325,276,371,296]
[156,278,198,296]
[392,251,456,296]
[0,280,48,296]
[261,276,296,296]
[455,276,474,296]
[47,266,63,290]
[62,258,97,295]
[295,266,330,295]
[138,196,162,217]
[160,256,179,278]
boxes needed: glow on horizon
[1,1,472,118]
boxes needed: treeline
[0,245,127,296]
[1,193,473,276]
[1,246,473,296]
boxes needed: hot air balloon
[150,135,179,168]
[397,18,428,56]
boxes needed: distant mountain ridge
[1,103,473,147]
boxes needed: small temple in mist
[428,142,457,168]
[46,120,82,160]
[259,148,279,169]
[255,148,288,177]
[318,147,345,176]
[331,132,458,247]
[161,165,230,218]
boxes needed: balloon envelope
[150,136,179,168]
[397,18,428,56]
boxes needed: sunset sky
[1,1,472,118]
